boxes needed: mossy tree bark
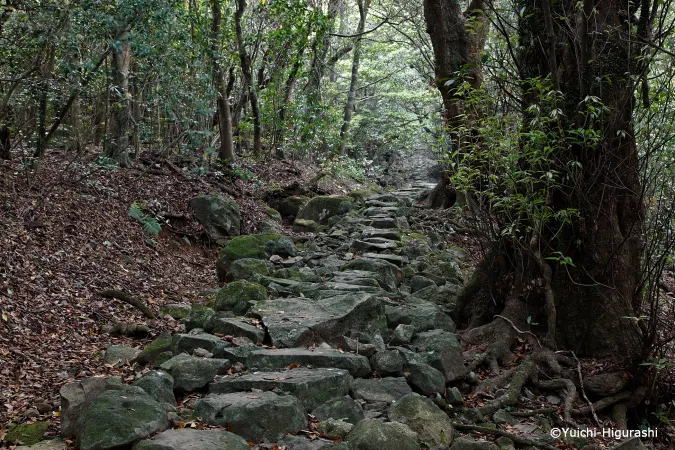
[515,0,647,358]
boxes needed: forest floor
[0,148,362,434]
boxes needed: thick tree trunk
[423,0,487,208]
[108,30,132,167]
[234,0,261,155]
[516,0,645,358]
[211,0,234,163]
[338,0,370,156]
[423,0,486,127]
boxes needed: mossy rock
[227,258,271,282]
[216,233,285,281]
[136,331,173,365]
[263,204,282,220]
[293,219,318,233]
[189,194,241,241]
[159,304,191,320]
[6,421,49,446]
[296,195,352,225]
[184,306,216,332]
[214,280,267,315]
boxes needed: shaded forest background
[2,0,675,446]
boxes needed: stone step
[248,348,371,377]
[361,228,402,241]
[194,391,307,442]
[250,293,385,349]
[362,252,406,267]
[209,367,352,411]
[369,217,398,228]
[351,239,398,252]
[365,206,400,217]
[349,377,412,404]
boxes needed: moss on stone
[184,306,216,331]
[216,233,284,280]
[263,204,282,220]
[136,331,173,365]
[5,421,49,445]
[214,280,268,315]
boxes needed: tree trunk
[108,30,132,167]
[423,0,487,207]
[34,45,55,157]
[234,0,261,155]
[211,0,234,163]
[338,0,370,156]
[516,0,646,358]
[423,0,486,127]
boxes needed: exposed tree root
[612,402,628,429]
[98,289,156,319]
[572,391,631,416]
[451,422,558,450]
[535,378,578,424]
[477,358,537,417]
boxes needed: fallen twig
[97,289,156,319]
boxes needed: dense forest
[1,0,675,449]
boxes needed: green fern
[129,202,162,238]
[129,202,145,221]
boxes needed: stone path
[19,184,638,450]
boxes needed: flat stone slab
[251,293,386,348]
[207,317,265,343]
[209,367,351,411]
[132,429,249,450]
[193,391,307,442]
[361,229,402,241]
[351,240,398,252]
[369,217,398,229]
[350,377,412,403]
[362,253,406,267]
[248,348,371,377]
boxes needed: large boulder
[209,367,351,411]
[341,258,403,289]
[278,195,309,219]
[250,292,386,348]
[194,391,307,442]
[311,396,365,425]
[385,300,456,334]
[296,195,353,225]
[132,429,249,450]
[184,307,216,332]
[189,194,241,241]
[213,280,267,315]
[216,233,289,280]
[76,386,169,450]
[227,258,271,282]
[345,420,419,450]
[388,394,454,447]
[412,329,467,381]
[349,378,412,404]
[248,348,371,377]
[59,376,125,438]
[133,370,176,407]
[160,354,231,393]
